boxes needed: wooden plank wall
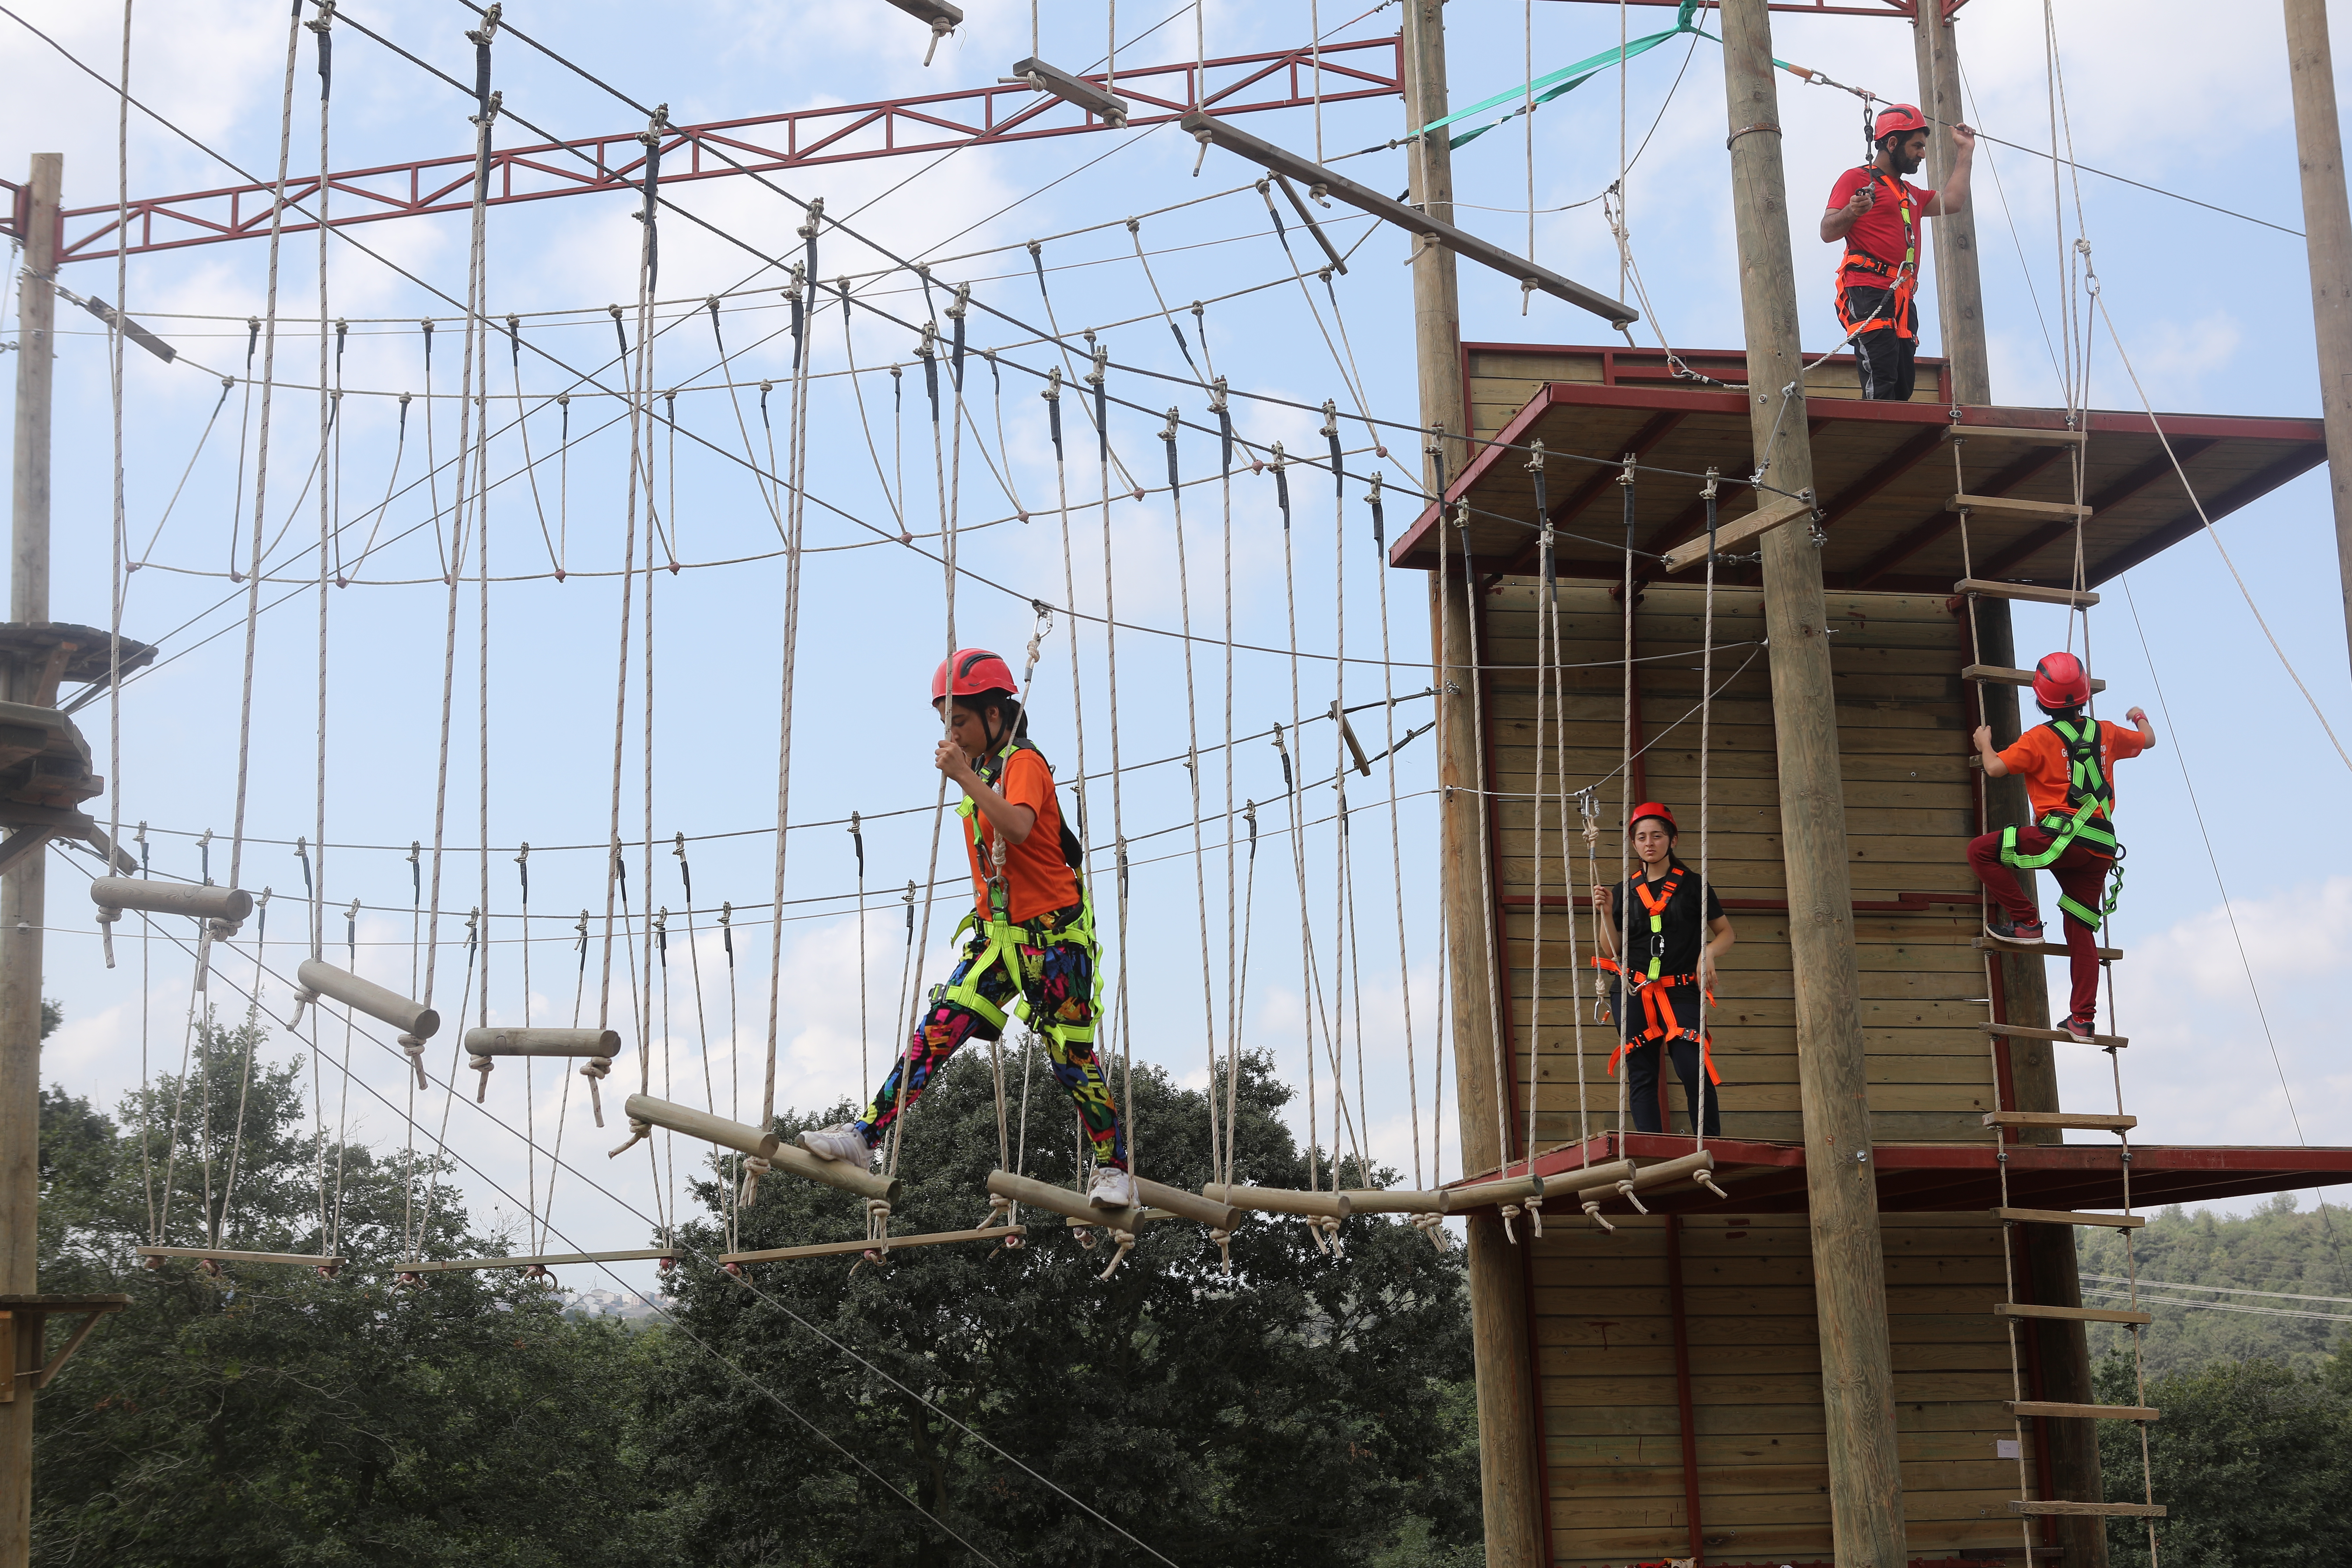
[1476,578,2032,1562]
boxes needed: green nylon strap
[2056,892,2104,927]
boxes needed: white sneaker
[799,1124,872,1164]
[1088,1166,1138,1209]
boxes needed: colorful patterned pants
[856,920,1126,1168]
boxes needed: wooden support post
[1403,7,1541,1566]
[1,152,60,1568]
[2283,0,2352,675]
[1918,6,2109,1552]
[1719,9,1908,1564]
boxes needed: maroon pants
[1966,825,2110,1023]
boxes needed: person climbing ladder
[1967,652,2156,1042]
[1591,804,1735,1136]
[1820,103,1975,401]
[799,648,1135,1209]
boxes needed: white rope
[1453,506,1513,1183]
[1159,409,1223,1193]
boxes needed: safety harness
[1997,715,2126,927]
[1591,868,1721,1086]
[934,734,1102,1040]
[1835,166,1918,342]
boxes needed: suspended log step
[620,1094,899,1204]
[1946,422,2088,446]
[1996,1301,2153,1326]
[137,1246,340,1268]
[1983,1111,2137,1132]
[1962,664,2107,693]
[1658,492,1818,574]
[90,876,252,924]
[1974,934,2123,961]
[465,1026,620,1057]
[1981,1021,2129,1049]
[720,1226,1023,1265]
[2008,1400,2160,1421]
[1203,1182,1351,1219]
[986,1170,1239,1236]
[1950,492,2094,519]
[298,958,439,1039]
[1447,1171,1549,1212]
[1339,1187,1449,1216]
[2009,1501,2166,1518]
[1576,1153,1713,1207]
[1994,1206,2146,1229]
[1953,577,2100,608]
[398,1247,674,1273]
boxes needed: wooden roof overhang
[1386,375,2326,594]
[1462,1131,2352,1218]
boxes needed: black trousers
[1843,284,1918,401]
[1610,982,1723,1136]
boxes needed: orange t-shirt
[1996,719,2146,821]
[965,746,1081,924]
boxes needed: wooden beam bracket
[1994,1206,2147,1230]
[1996,1301,2154,1326]
[1658,490,1816,573]
[1951,491,2093,518]
[1955,577,2100,609]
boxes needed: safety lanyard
[1630,869,1682,982]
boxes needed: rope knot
[608,1116,652,1160]
[286,985,320,1034]
[96,904,121,969]
[864,1197,892,1248]
[1581,1198,1616,1235]
[1307,1213,1344,1256]
[739,1155,770,1206]
[470,1050,495,1103]
[1409,1212,1449,1252]
[397,1033,429,1091]
[1097,1228,1138,1280]
[580,1055,612,1125]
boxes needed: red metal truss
[44,36,1402,264]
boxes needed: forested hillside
[2076,1196,2352,1376]
[32,1014,1480,1568]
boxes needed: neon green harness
[935,736,1102,1037]
[1997,715,2125,926]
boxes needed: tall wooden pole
[2283,0,2352,673]
[1914,16,2108,1552]
[1,151,60,1568]
[1718,9,1907,1563]
[1404,7,1544,1565]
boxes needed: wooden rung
[1996,1301,2153,1325]
[1962,664,2107,693]
[1994,1206,2147,1229]
[1658,492,1816,574]
[1980,1021,2128,1049]
[1984,1111,2137,1132]
[299,958,438,1039]
[719,1226,1023,1265]
[2009,1500,2166,1518]
[1947,423,2089,446]
[90,876,253,924]
[1950,492,2094,519]
[465,1026,621,1058]
[621,1094,900,1204]
[1131,1175,1245,1230]
[1204,1182,1351,1219]
[137,1246,341,1268]
[987,1169,1176,1236]
[399,1248,674,1273]
[1444,1172,1548,1213]
[1338,1187,1448,1215]
[1954,577,2100,608]
[1973,936,2124,961]
[2009,1400,2159,1421]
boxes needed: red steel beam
[50,36,1402,264]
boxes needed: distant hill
[2076,1194,2352,1378]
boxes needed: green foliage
[33,1016,650,1568]
[2096,1351,2352,1568]
[2076,1196,2352,1377]
[635,1048,1479,1568]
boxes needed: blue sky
[6,0,2350,1287]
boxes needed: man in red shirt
[1821,104,1976,401]
[1966,653,2156,1041]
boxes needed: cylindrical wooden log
[464,1026,620,1057]
[299,958,439,1039]
[1442,1172,1546,1214]
[1130,1176,1241,1230]
[1205,1182,1352,1219]
[1338,1188,1446,1215]
[986,1169,1147,1235]
[89,876,252,924]
[1576,1153,1711,1204]
[623,1093,779,1160]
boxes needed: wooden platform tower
[1399,1,2352,1563]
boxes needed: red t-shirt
[964,746,1082,924]
[1825,167,1934,288]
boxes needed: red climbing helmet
[1873,103,1928,141]
[931,648,1020,705]
[2030,651,2092,709]
[1628,802,1679,838]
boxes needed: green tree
[2076,1197,2352,1377]
[34,1012,651,1568]
[635,1049,1479,1568]
[2095,1352,2352,1567]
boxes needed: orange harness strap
[1591,955,1723,1086]
[1836,168,1918,342]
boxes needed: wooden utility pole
[1,151,60,1568]
[2283,0,2352,672]
[1403,7,1544,1566]
[1914,16,2109,1556]
[1718,7,1907,1563]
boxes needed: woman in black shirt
[1589,803,1736,1135]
